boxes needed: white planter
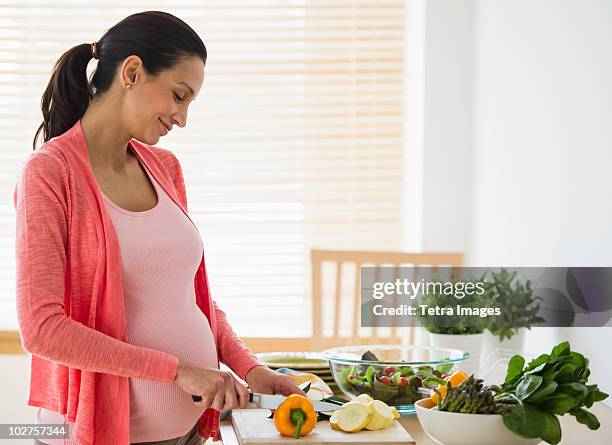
[481,328,526,364]
[428,332,484,374]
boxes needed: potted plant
[482,268,545,358]
[417,276,495,373]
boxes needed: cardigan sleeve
[164,150,266,381]
[14,152,178,384]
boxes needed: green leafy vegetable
[497,341,608,444]
[503,403,561,445]
[570,407,600,430]
[516,374,543,400]
[504,355,525,384]
[365,365,374,385]
[435,362,455,375]
[422,376,446,388]
[441,342,608,444]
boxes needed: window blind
[1,0,406,337]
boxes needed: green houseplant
[486,268,545,341]
[417,276,495,335]
[417,276,496,373]
[481,268,546,362]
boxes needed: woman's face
[121,55,205,145]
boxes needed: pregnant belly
[127,308,218,441]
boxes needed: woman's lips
[158,119,169,136]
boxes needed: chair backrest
[310,249,464,352]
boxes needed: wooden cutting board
[231,409,415,444]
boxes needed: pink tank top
[36,157,218,443]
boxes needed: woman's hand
[174,360,250,412]
[244,365,308,397]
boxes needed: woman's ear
[120,55,143,87]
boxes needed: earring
[126,84,131,89]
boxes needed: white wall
[422,0,474,253]
[471,0,612,267]
[470,0,612,400]
[404,0,474,253]
[412,0,612,402]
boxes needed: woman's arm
[15,152,178,383]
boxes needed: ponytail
[33,43,94,150]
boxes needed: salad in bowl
[321,345,468,414]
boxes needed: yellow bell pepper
[273,394,317,439]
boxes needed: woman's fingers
[234,379,250,408]
[178,366,246,412]
[210,387,225,412]
[196,392,210,410]
[222,379,239,411]
[276,375,307,396]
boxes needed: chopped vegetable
[332,397,397,433]
[329,410,341,431]
[364,400,395,430]
[337,402,371,432]
[353,394,374,404]
[390,406,401,419]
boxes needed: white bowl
[415,398,541,445]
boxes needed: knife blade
[191,392,343,412]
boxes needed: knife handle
[192,392,255,403]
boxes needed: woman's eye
[174,93,184,103]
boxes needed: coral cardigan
[14,120,264,445]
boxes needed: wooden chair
[310,249,464,352]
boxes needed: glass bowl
[321,344,468,415]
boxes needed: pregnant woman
[14,11,304,445]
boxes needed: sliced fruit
[390,406,401,419]
[352,394,374,405]
[307,391,324,401]
[343,400,373,415]
[430,370,469,404]
[429,383,448,404]
[364,400,395,431]
[336,402,371,433]
[446,370,469,388]
[329,410,341,431]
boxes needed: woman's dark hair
[33,10,207,150]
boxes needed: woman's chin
[130,123,164,144]
[134,132,161,145]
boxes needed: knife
[191,392,343,412]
